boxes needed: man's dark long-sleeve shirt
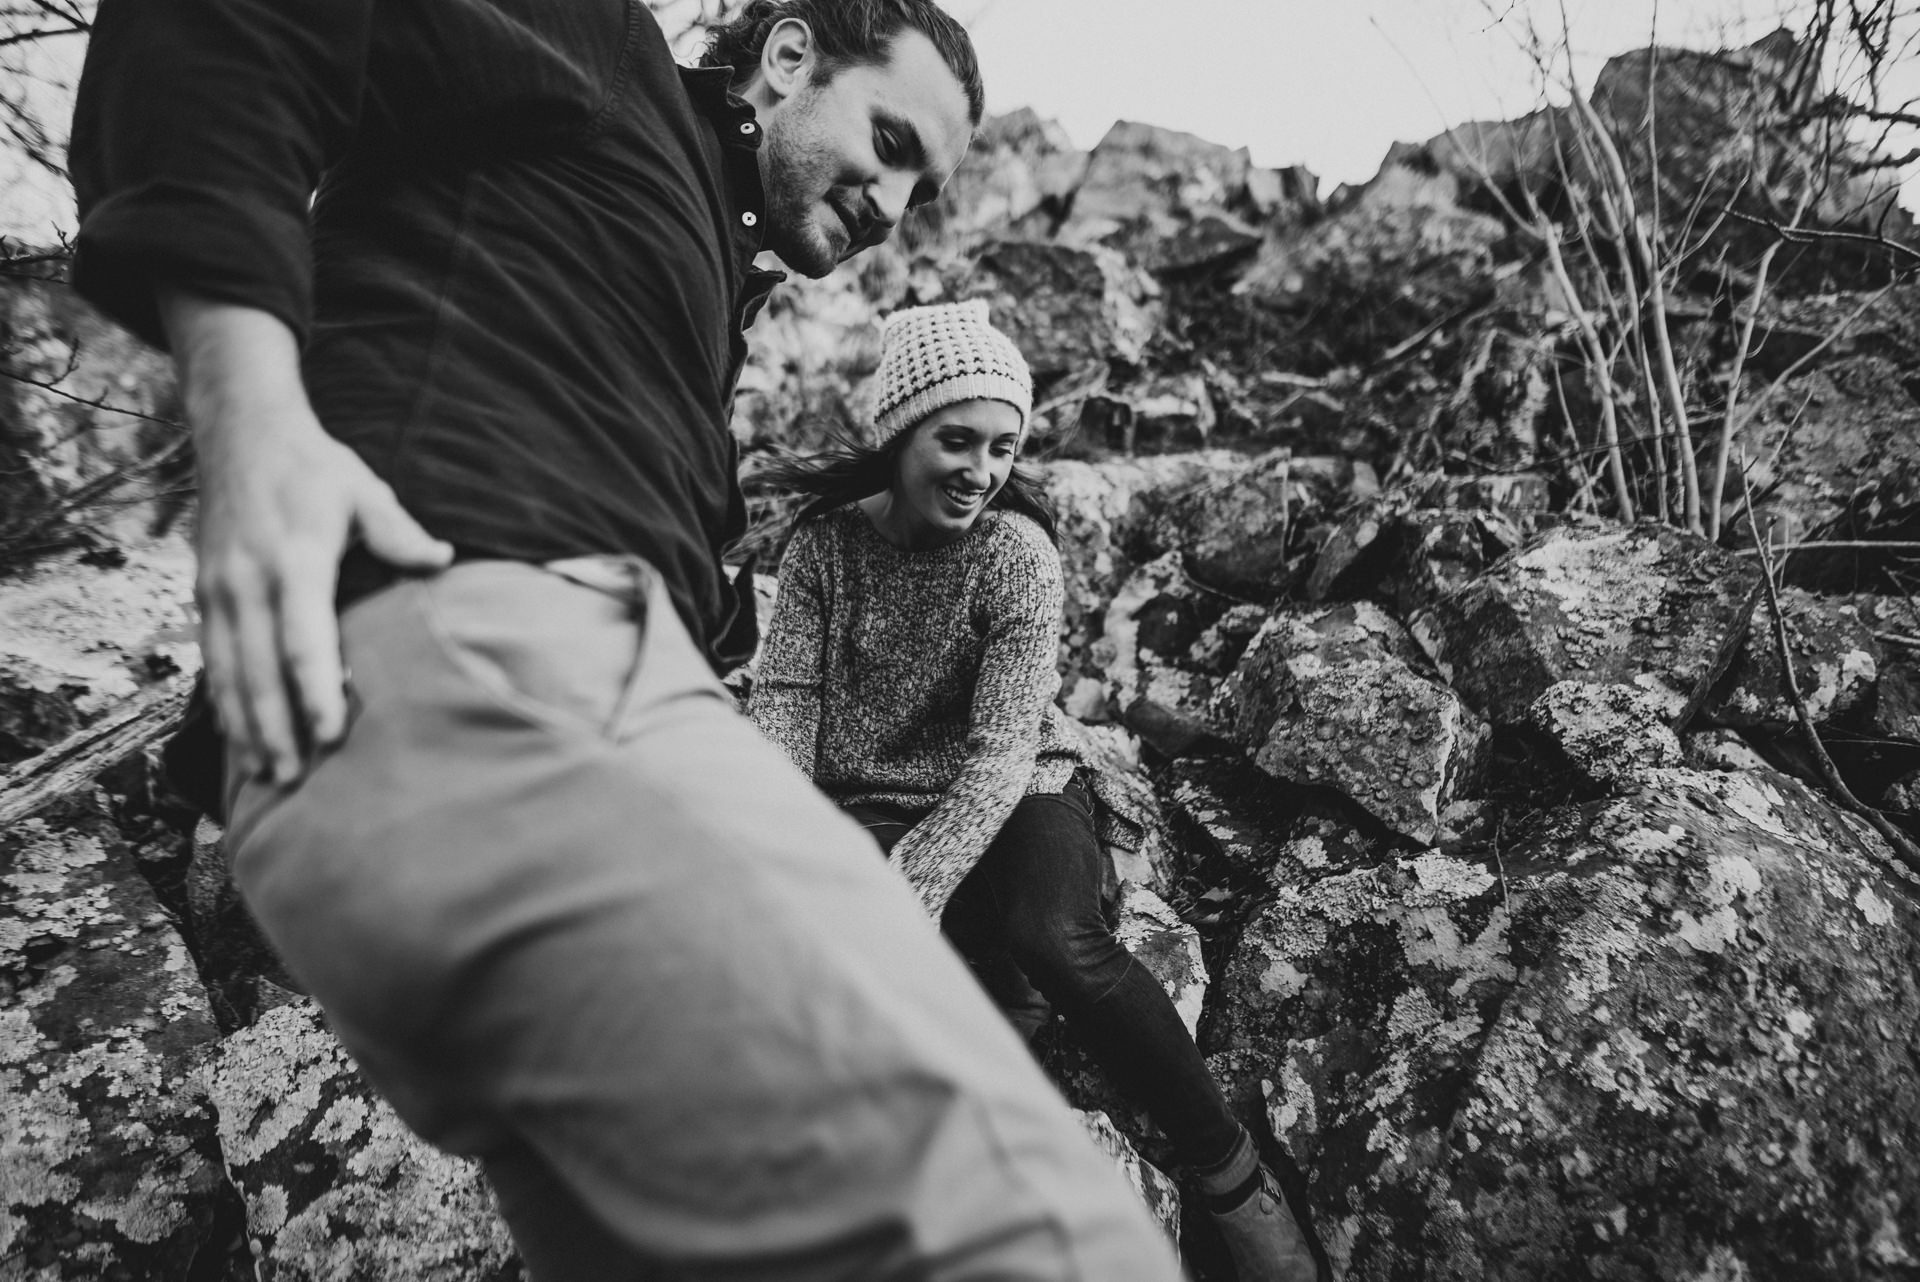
[70,0,781,669]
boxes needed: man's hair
[701,0,986,127]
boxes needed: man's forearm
[159,291,315,453]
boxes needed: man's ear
[757,17,815,102]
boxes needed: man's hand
[161,292,453,786]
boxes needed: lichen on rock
[206,999,518,1282]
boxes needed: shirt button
[739,121,756,135]
[741,211,759,227]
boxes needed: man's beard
[760,109,844,279]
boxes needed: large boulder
[1209,767,1920,1281]
[0,535,197,763]
[1,789,231,1278]
[1058,121,1272,275]
[206,999,518,1281]
[1227,603,1488,844]
[1411,521,1763,727]
[1591,31,1917,292]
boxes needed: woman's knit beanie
[869,300,1033,451]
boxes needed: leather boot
[1207,1163,1324,1282]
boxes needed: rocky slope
[5,27,1920,1282]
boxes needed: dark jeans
[844,775,1242,1171]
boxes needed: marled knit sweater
[749,504,1082,916]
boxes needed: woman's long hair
[750,428,1060,548]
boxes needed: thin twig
[1708,239,1781,542]
[1733,540,1920,555]
[1539,216,1635,518]
[1740,457,1920,887]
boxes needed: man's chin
[767,231,841,280]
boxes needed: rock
[1044,885,1209,1169]
[207,999,518,1281]
[1,789,232,1278]
[1227,603,1487,844]
[1145,452,1357,600]
[1157,756,1322,891]
[1073,367,1220,455]
[0,534,197,763]
[1592,31,1917,292]
[0,279,184,556]
[1411,521,1763,728]
[1528,680,1685,789]
[1076,1110,1182,1246]
[1745,355,1920,589]
[1058,121,1269,274]
[1054,715,1176,896]
[1428,325,1550,473]
[1097,553,1234,756]
[1115,883,1209,1040]
[1307,499,1526,616]
[916,108,1088,243]
[1705,588,1879,729]
[183,817,299,1028]
[1038,452,1252,701]
[941,240,1157,406]
[1209,766,1920,1281]
[1227,204,1508,374]
[1685,728,1776,774]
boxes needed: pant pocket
[415,560,649,743]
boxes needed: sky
[959,0,1920,213]
[2,0,1915,239]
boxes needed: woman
[748,301,1320,1281]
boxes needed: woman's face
[888,398,1024,547]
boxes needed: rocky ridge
[6,25,1920,1282]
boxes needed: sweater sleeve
[69,0,377,349]
[748,522,831,779]
[891,527,1066,919]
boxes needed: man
[68,2,1186,1278]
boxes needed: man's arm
[161,292,451,786]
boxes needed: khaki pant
[226,558,1182,1281]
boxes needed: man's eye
[874,128,897,162]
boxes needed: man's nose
[864,176,912,236]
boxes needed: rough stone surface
[1228,603,1487,844]
[1707,588,1880,730]
[0,281,184,554]
[1,790,230,1279]
[207,999,518,1282]
[1055,715,1175,895]
[1077,1109,1183,1247]
[1210,767,1920,1281]
[1411,521,1764,728]
[941,239,1157,397]
[1039,452,1252,704]
[1308,502,1525,619]
[1116,883,1208,1040]
[1098,552,1234,756]
[1141,451,1355,600]
[1529,681,1686,790]
[0,536,197,763]
[1059,120,1266,274]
